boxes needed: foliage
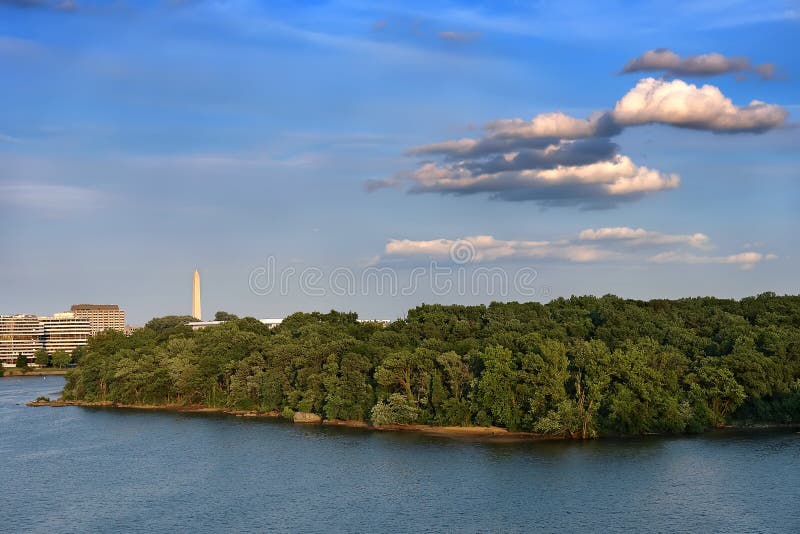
[61,294,800,437]
[215,311,240,321]
[51,350,71,368]
[16,353,28,369]
[34,348,50,367]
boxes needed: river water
[2,376,798,533]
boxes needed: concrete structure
[39,313,91,355]
[70,304,126,334]
[0,312,91,366]
[123,325,142,336]
[187,320,224,331]
[192,269,202,321]
[186,317,391,331]
[0,315,44,367]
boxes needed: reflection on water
[2,376,799,533]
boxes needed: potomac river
[3,376,799,533]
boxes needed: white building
[39,313,91,355]
[0,315,44,367]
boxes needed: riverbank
[2,369,68,377]
[26,399,557,441]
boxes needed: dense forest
[62,293,800,437]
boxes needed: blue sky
[1,0,798,324]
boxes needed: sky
[1,0,798,324]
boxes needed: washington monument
[192,269,202,320]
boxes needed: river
[2,376,798,533]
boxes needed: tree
[214,311,239,322]
[34,348,50,367]
[16,352,28,369]
[371,393,419,425]
[476,346,522,430]
[689,364,746,427]
[71,346,87,364]
[52,350,71,368]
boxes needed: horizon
[1,0,798,325]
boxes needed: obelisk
[192,269,202,320]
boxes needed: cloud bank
[622,49,777,79]
[383,228,775,270]
[369,77,787,207]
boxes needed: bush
[371,394,419,425]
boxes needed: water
[2,376,799,533]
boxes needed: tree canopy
[62,294,800,437]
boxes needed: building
[192,269,202,321]
[186,317,391,331]
[70,304,126,335]
[0,315,44,367]
[123,324,142,336]
[39,313,91,355]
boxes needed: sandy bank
[26,399,557,441]
[2,369,68,377]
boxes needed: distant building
[0,315,44,367]
[186,317,391,331]
[0,312,91,366]
[186,320,224,331]
[123,325,142,336]
[70,304,126,335]
[39,313,91,355]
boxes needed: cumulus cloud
[382,228,775,269]
[371,76,787,206]
[612,78,788,133]
[622,49,777,79]
[485,111,621,140]
[384,154,680,207]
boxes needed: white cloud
[383,229,775,269]
[612,78,788,133]
[578,227,710,248]
[398,154,679,205]
[485,111,617,140]
[385,236,611,263]
[622,49,777,79]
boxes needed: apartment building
[70,304,126,335]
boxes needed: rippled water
[2,376,799,533]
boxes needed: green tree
[71,346,87,364]
[34,348,51,367]
[16,352,29,369]
[214,311,239,322]
[476,346,522,430]
[51,350,71,368]
[371,393,419,425]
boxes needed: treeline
[62,293,800,437]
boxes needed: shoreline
[26,399,800,441]
[2,369,69,377]
[26,399,560,441]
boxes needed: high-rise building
[0,315,44,367]
[192,269,202,321]
[39,313,91,355]
[70,304,126,335]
